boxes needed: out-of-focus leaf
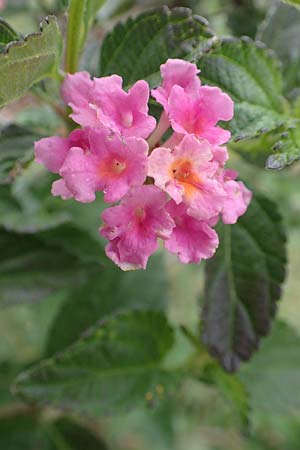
[0,414,108,450]
[100,7,215,87]
[0,361,21,407]
[0,227,103,306]
[0,18,19,47]
[197,37,286,141]
[14,310,182,417]
[46,254,169,356]
[257,1,300,94]
[240,320,300,414]
[0,16,62,107]
[202,193,287,372]
[227,0,263,38]
[0,124,42,185]
[282,0,300,8]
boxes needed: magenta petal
[35,136,70,173]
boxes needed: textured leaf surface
[266,125,300,169]
[100,7,215,87]
[258,2,300,93]
[240,321,300,414]
[0,16,62,107]
[202,194,287,372]
[0,18,19,47]
[14,310,180,416]
[0,125,42,185]
[197,38,285,141]
[0,227,102,306]
[46,254,169,356]
[0,415,108,450]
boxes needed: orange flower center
[170,159,202,198]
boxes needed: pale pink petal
[165,201,219,264]
[222,176,252,224]
[152,59,201,110]
[60,147,101,203]
[35,136,69,173]
[100,185,174,270]
[51,179,73,200]
[198,86,234,123]
[148,147,174,189]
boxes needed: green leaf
[0,16,62,108]
[266,124,300,169]
[0,227,102,306]
[197,37,286,141]
[257,1,300,94]
[45,254,169,356]
[202,193,287,372]
[0,124,42,185]
[0,18,19,47]
[240,320,300,414]
[14,310,181,417]
[100,7,215,87]
[0,415,108,450]
[200,362,250,428]
[283,0,300,8]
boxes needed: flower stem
[65,0,86,74]
[147,111,170,151]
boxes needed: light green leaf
[197,37,286,141]
[100,7,215,87]
[202,193,287,372]
[240,320,300,414]
[45,254,169,356]
[0,124,42,185]
[0,16,62,108]
[14,310,181,417]
[0,18,19,47]
[283,0,300,8]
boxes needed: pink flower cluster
[35,59,251,270]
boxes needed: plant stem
[65,0,86,73]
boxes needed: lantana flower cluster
[35,59,251,270]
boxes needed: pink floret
[100,185,175,270]
[148,134,226,220]
[59,127,149,203]
[221,170,252,224]
[62,72,156,139]
[165,201,219,264]
[152,59,201,110]
[168,85,234,145]
[34,129,89,174]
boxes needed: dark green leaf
[0,18,19,47]
[0,227,103,306]
[202,193,287,372]
[46,254,169,356]
[257,2,300,94]
[14,310,181,417]
[100,6,215,87]
[0,414,108,450]
[197,37,286,141]
[240,320,300,414]
[0,124,42,185]
[0,16,62,108]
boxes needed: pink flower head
[62,72,156,139]
[59,127,149,203]
[221,170,252,224]
[100,185,175,270]
[165,201,219,264]
[168,85,234,145]
[148,134,226,220]
[152,59,201,110]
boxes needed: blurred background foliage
[1,0,300,449]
